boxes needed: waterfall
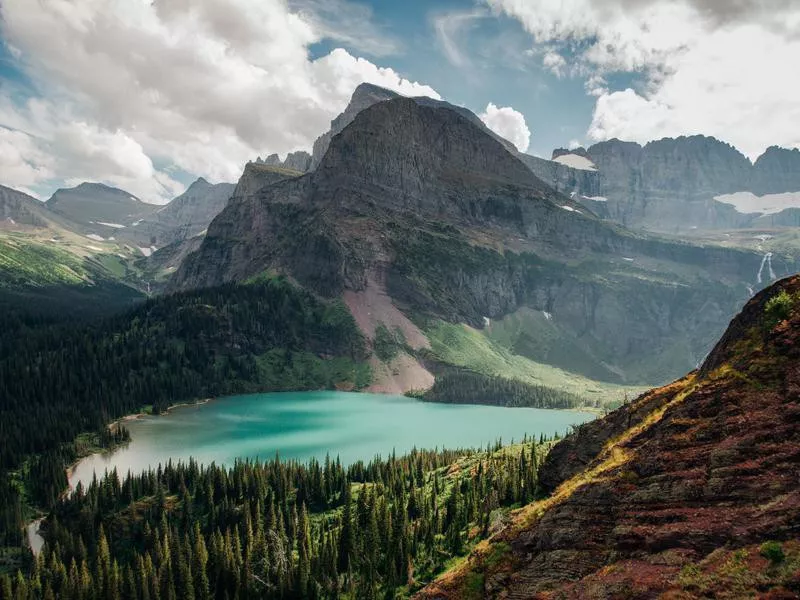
[757,252,774,284]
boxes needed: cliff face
[545,138,800,233]
[420,275,800,599]
[584,136,754,232]
[170,95,775,385]
[310,83,400,170]
[516,154,601,201]
[751,146,800,195]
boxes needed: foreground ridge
[419,275,800,599]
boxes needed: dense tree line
[0,436,559,599]
[0,277,369,542]
[419,370,584,409]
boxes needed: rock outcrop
[171,94,775,385]
[420,275,800,599]
[257,150,312,173]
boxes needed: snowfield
[553,153,598,171]
[714,191,800,215]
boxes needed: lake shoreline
[33,392,594,555]
[69,397,213,489]
[66,391,596,492]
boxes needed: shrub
[760,541,785,564]
[764,290,796,329]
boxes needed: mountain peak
[351,81,400,101]
[318,96,548,198]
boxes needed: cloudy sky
[1,0,798,202]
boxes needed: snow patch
[622,257,634,262]
[553,153,597,171]
[543,311,552,320]
[86,245,104,252]
[5,217,16,225]
[715,190,800,215]
[560,205,578,212]
[582,195,607,202]
[138,246,153,257]
[97,222,126,229]
[483,316,491,328]
[85,234,105,242]
[131,220,143,227]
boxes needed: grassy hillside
[423,320,647,409]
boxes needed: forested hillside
[0,277,369,545]
[0,438,556,599]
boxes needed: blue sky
[0,0,798,202]
[304,0,628,157]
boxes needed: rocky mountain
[136,163,302,287]
[122,177,235,247]
[0,185,50,228]
[171,94,778,387]
[46,182,158,235]
[419,274,800,599]
[530,137,800,233]
[256,150,312,172]
[310,82,400,170]
[751,145,800,195]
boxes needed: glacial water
[68,391,594,490]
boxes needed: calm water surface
[69,391,593,489]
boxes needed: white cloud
[0,0,438,201]
[488,0,800,158]
[289,0,402,57]
[568,139,582,150]
[542,50,567,77]
[0,127,54,188]
[432,9,487,68]
[479,102,531,152]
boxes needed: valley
[1,75,799,599]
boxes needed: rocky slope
[121,177,235,247]
[46,182,158,234]
[135,163,302,286]
[419,275,800,599]
[171,94,776,386]
[0,185,49,228]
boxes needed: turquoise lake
[68,391,594,489]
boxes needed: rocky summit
[418,274,800,599]
[172,94,780,386]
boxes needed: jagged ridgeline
[172,90,775,386]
